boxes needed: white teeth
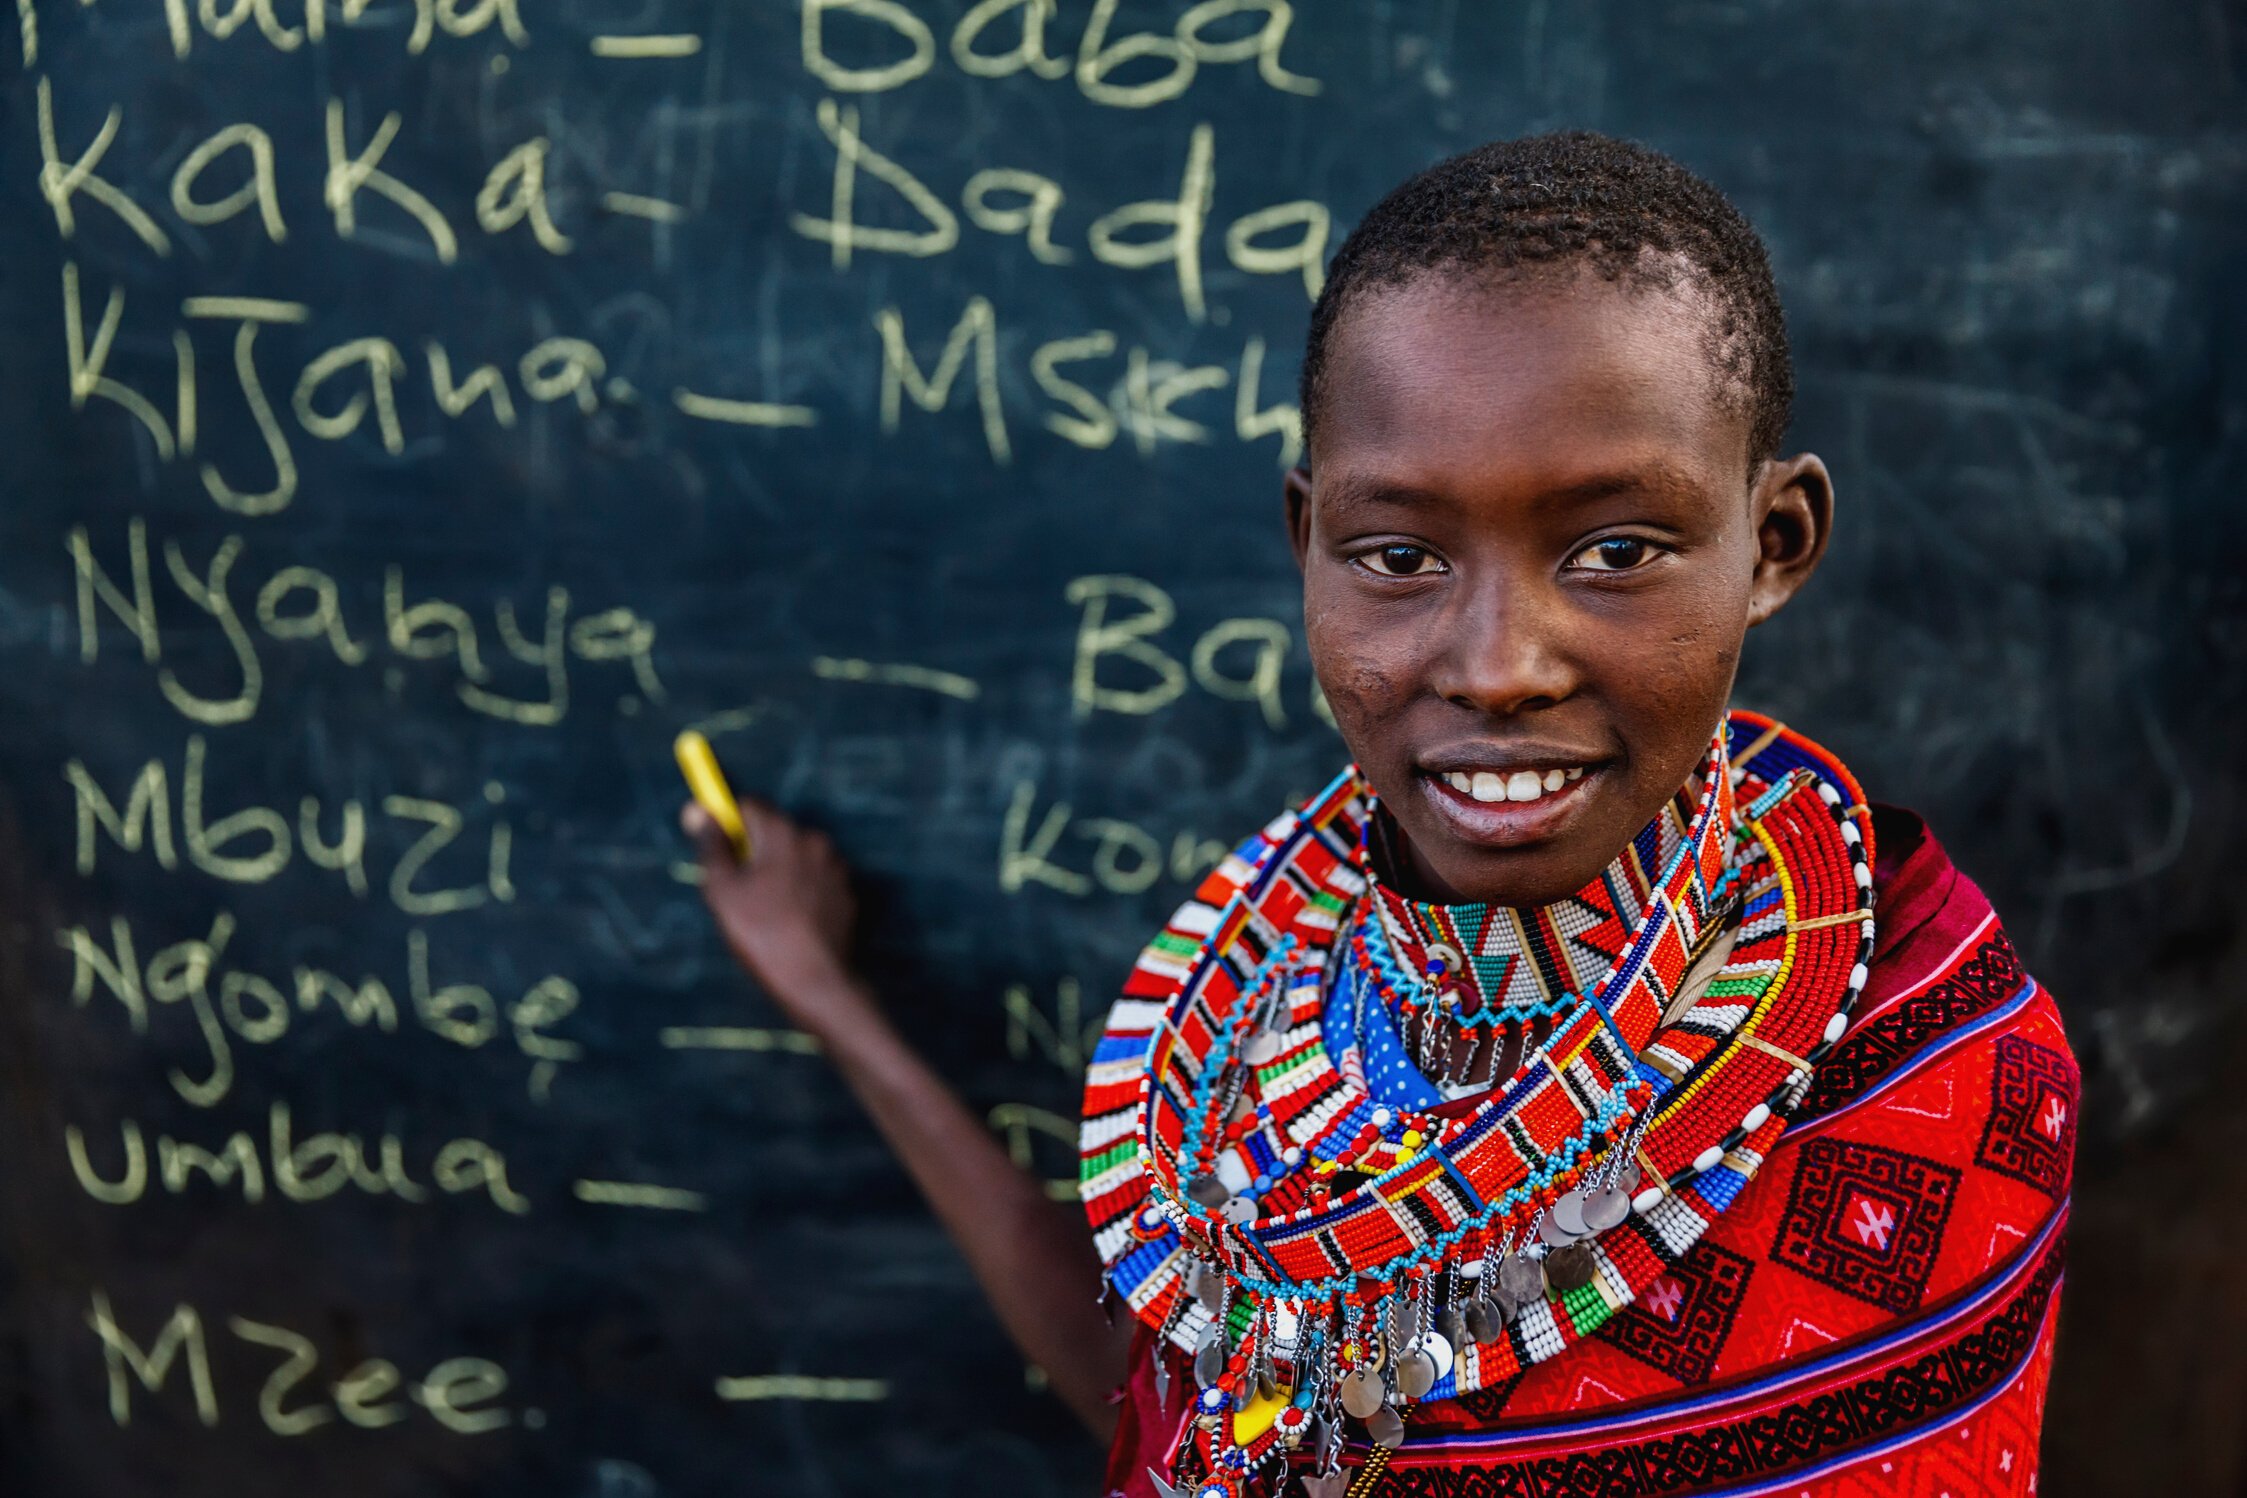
[1442,767,1589,803]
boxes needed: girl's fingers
[680,800,744,880]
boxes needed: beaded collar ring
[1079,711,1875,1498]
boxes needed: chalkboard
[2,3,2241,1495]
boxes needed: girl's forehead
[1313,276,1752,496]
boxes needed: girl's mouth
[1416,762,1604,848]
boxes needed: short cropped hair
[1301,131,1794,470]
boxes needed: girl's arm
[680,800,1135,1440]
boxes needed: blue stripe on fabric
[1408,1208,2063,1445]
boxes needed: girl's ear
[1746,453,1834,627]
[1284,464,1315,572]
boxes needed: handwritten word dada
[85,1291,518,1437]
[797,108,1328,321]
[66,1101,530,1213]
[803,0,1319,108]
[56,906,580,1107]
[69,519,661,728]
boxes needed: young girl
[683,132,2075,1498]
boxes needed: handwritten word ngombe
[86,1291,518,1435]
[56,908,581,1107]
[70,519,663,727]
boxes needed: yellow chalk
[674,730,749,862]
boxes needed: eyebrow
[1319,462,1706,519]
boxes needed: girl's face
[1288,270,1832,908]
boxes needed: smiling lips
[1435,766,1586,804]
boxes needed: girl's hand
[680,798,866,1033]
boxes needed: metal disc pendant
[1185,1174,1230,1208]
[1219,1194,1258,1226]
[1615,1159,1643,1195]
[1440,1307,1470,1348]
[1420,1331,1455,1382]
[1396,1348,1437,1400]
[1194,1335,1226,1389]
[1244,1029,1282,1066]
[1545,1242,1598,1294]
[1581,1185,1631,1232]
[1364,1404,1405,1449]
[1189,1261,1224,1312]
[1461,1300,1496,1344]
[1498,1253,1544,1304]
[1551,1190,1591,1238]
[1538,1209,1584,1249]
[1339,1366,1385,1419]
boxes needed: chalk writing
[87,1291,518,1432]
[56,910,582,1105]
[65,1102,531,1212]
[70,520,663,725]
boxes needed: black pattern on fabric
[1974,1036,2076,1198]
[1364,1234,2062,1498]
[1792,937,2027,1122]
[1769,1138,1961,1314]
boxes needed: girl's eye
[1361,544,1443,577]
[1572,536,1656,572]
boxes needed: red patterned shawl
[1099,806,2076,1498]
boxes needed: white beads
[1741,1103,1771,1132]
[1692,1145,1725,1173]
[1841,819,1862,846]
[1632,1187,1664,1214]
[1823,1012,1848,1043]
[1849,962,1870,992]
[1853,861,1873,890]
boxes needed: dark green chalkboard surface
[3,3,2242,1494]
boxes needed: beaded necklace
[1080,712,1876,1498]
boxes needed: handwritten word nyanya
[70,518,662,726]
[56,908,581,1106]
[66,1100,530,1213]
[85,1290,518,1435]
